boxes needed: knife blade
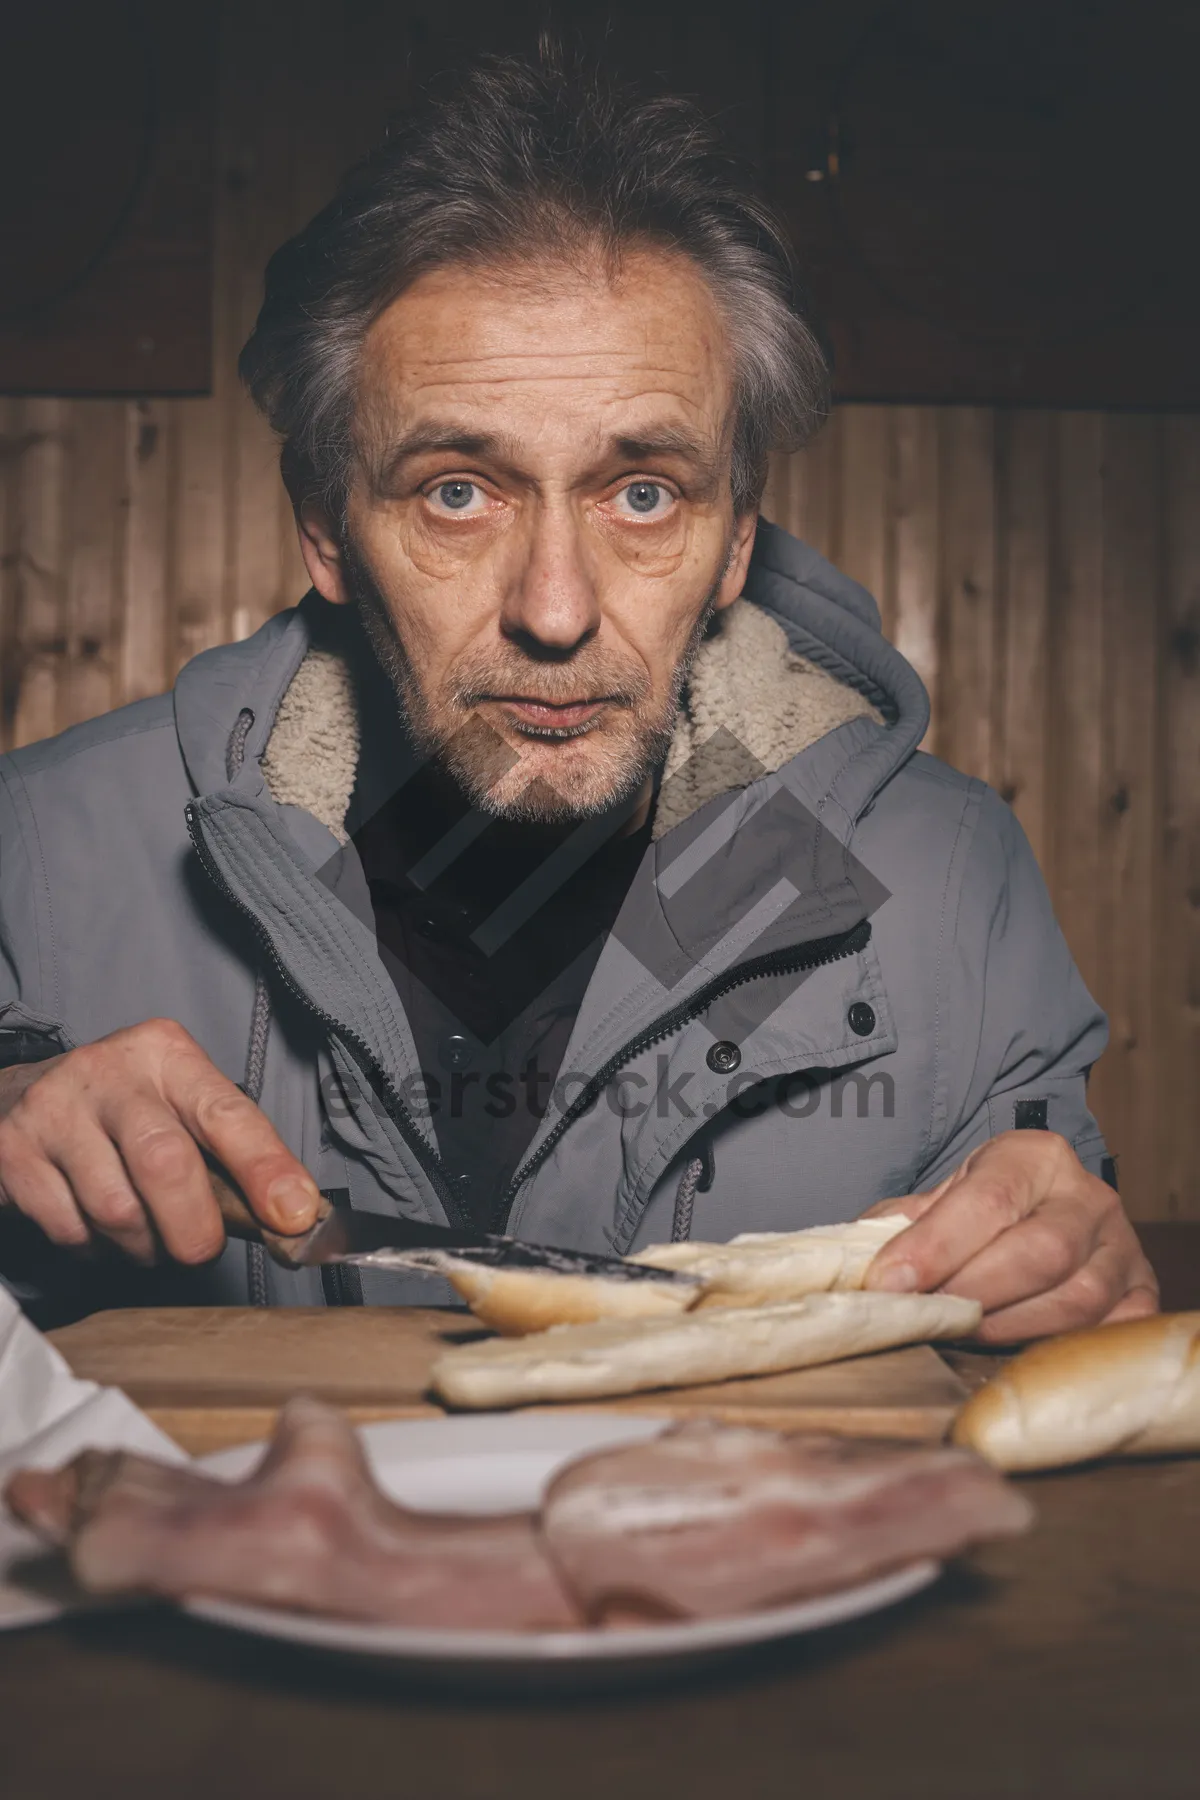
[208,1168,695,1286]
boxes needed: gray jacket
[0,522,1108,1310]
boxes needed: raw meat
[542,1419,1033,1623]
[4,1395,578,1631]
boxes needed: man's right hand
[0,1019,322,1265]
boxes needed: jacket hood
[740,520,930,827]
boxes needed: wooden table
[45,1306,973,1453]
[3,1452,1199,1800]
[6,1224,1199,1798]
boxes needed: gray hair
[239,48,830,520]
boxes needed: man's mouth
[486,695,616,735]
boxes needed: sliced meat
[4,1396,578,1631]
[541,1419,1034,1623]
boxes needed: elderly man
[0,54,1156,1337]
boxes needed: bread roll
[952,1312,1200,1472]
[426,1218,908,1336]
[430,1289,982,1410]
[440,1261,702,1336]
[632,1216,908,1307]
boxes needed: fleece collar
[256,592,880,845]
[173,522,929,833]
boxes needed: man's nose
[500,505,601,657]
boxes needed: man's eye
[613,481,673,519]
[428,480,484,514]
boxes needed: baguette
[428,1218,909,1335]
[430,1289,982,1410]
[952,1312,1200,1472]
[633,1217,908,1306]
[440,1261,702,1336]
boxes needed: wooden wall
[762,411,1200,1222]
[0,0,1197,1220]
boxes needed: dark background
[1,0,1197,403]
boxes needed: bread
[426,1218,909,1336]
[952,1312,1200,1472]
[439,1261,702,1336]
[632,1217,908,1307]
[430,1289,982,1410]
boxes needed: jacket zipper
[491,917,873,1232]
[185,803,870,1240]
[184,803,467,1227]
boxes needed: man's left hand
[862,1131,1159,1343]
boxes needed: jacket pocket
[0,1000,75,1068]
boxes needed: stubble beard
[347,543,723,825]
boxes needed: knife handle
[207,1164,331,1269]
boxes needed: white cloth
[0,1287,185,1629]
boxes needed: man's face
[299,250,758,822]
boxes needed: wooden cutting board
[49,1306,970,1456]
[51,1310,971,1461]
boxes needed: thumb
[860,1179,953,1225]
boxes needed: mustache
[450,655,650,712]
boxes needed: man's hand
[0,1020,322,1265]
[862,1131,1159,1343]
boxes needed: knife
[208,1168,695,1287]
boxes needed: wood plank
[9,398,67,749]
[888,405,940,749]
[1047,413,1106,1002]
[772,446,806,542]
[60,401,124,731]
[759,454,787,530]
[1091,415,1161,1218]
[49,1307,968,1456]
[0,396,17,752]
[780,413,838,559]
[937,407,998,784]
[1160,417,1200,1221]
[118,400,171,705]
[227,409,291,643]
[170,398,226,676]
[994,410,1052,872]
[836,405,891,634]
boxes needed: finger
[1098,1237,1160,1323]
[865,1138,1060,1295]
[865,1175,1025,1294]
[56,1129,164,1266]
[971,1238,1134,1344]
[1102,1281,1160,1324]
[860,1188,941,1224]
[0,1120,93,1249]
[934,1191,1103,1314]
[862,1163,967,1225]
[158,1038,320,1233]
[99,1098,227,1265]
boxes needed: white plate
[185,1413,939,1688]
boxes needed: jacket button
[438,1034,473,1071]
[848,1002,876,1037]
[706,1040,741,1074]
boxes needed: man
[0,54,1156,1337]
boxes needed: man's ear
[296,500,352,605]
[711,510,759,613]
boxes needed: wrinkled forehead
[353,249,738,474]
